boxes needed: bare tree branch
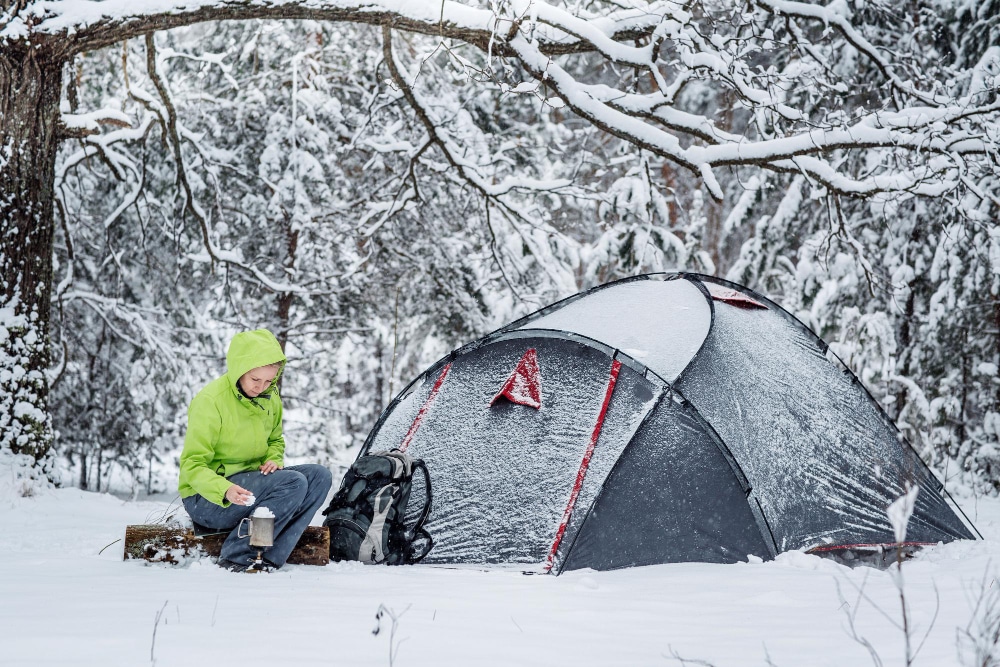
[144,32,219,266]
[8,0,995,204]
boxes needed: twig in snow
[150,600,168,666]
[373,603,411,667]
[663,645,717,666]
[957,565,1000,667]
[834,576,885,667]
[144,495,183,526]
[98,538,122,555]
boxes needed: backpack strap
[407,526,434,564]
[409,459,432,535]
[383,449,414,480]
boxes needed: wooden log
[123,525,329,566]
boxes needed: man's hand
[259,461,282,475]
[225,484,254,506]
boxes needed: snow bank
[1,477,998,666]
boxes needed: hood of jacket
[225,329,286,396]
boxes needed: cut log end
[123,524,329,566]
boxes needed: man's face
[238,365,279,398]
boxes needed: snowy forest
[1,0,999,497]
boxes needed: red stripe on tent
[807,541,937,553]
[399,363,452,453]
[544,358,622,572]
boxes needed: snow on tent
[361,274,976,573]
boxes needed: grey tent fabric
[359,273,976,573]
[559,391,773,572]
[366,333,658,567]
[674,284,974,551]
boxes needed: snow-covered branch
[142,32,315,296]
[9,0,997,203]
[381,27,573,222]
[501,2,999,200]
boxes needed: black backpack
[322,449,433,565]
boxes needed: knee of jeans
[273,469,307,495]
[312,465,333,488]
[295,464,332,488]
[181,496,200,518]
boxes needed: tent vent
[491,348,542,409]
[705,283,767,310]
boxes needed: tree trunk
[78,450,88,490]
[0,44,65,461]
[275,210,299,355]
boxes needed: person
[178,328,332,572]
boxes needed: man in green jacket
[179,329,332,572]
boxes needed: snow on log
[123,525,330,566]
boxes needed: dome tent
[360,273,976,573]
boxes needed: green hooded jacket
[178,329,287,506]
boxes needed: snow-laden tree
[2,0,998,482]
[49,18,584,480]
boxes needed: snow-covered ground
[2,473,999,667]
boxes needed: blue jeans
[182,464,333,568]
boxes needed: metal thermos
[249,515,274,547]
[238,512,275,548]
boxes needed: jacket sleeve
[179,394,233,506]
[265,393,286,467]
